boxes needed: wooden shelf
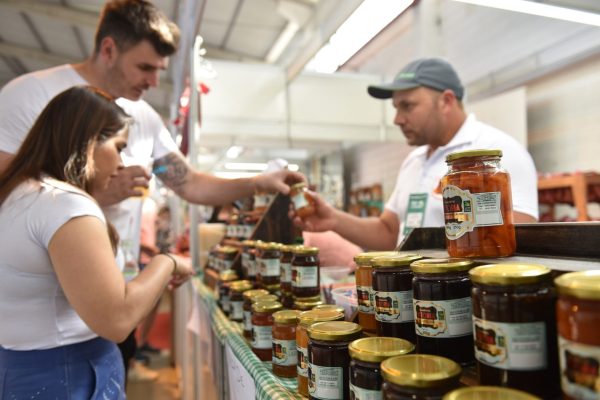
[538,173,600,221]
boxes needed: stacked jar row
[208,245,238,272]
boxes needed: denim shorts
[0,337,125,400]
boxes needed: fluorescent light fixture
[225,145,244,159]
[224,162,300,171]
[452,0,600,27]
[305,0,414,73]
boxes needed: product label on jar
[281,262,292,283]
[272,338,297,366]
[243,310,252,331]
[357,285,374,313]
[473,317,546,370]
[292,192,309,210]
[223,259,234,271]
[221,295,230,313]
[297,345,308,377]
[349,383,382,400]
[558,335,600,400]
[259,258,280,277]
[247,259,257,277]
[230,300,243,320]
[443,185,503,240]
[374,290,414,323]
[254,194,269,208]
[241,252,249,270]
[414,297,472,338]
[292,266,319,288]
[308,364,343,399]
[252,325,272,349]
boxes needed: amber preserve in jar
[555,270,600,400]
[291,246,320,297]
[290,182,316,219]
[272,309,301,378]
[251,300,283,361]
[470,264,559,398]
[440,149,516,258]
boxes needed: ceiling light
[225,145,244,159]
[305,0,415,73]
[452,0,600,27]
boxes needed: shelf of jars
[538,171,600,221]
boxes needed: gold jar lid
[372,254,423,269]
[241,240,256,248]
[230,280,253,293]
[443,386,540,400]
[446,149,502,163]
[221,246,239,254]
[265,284,280,293]
[349,337,415,363]
[290,182,308,191]
[257,242,281,251]
[298,309,345,327]
[354,251,399,266]
[381,355,461,388]
[313,304,345,315]
[410,258,475,274]
[555,270,600,301]
[252,294,279,303]
[292,246,319,255]
[219,270,239,282]
[470,264,551,286]
[252,300,283,313]
[307,321,362,341]
[243,289,269,301]
[294,295,323,310]
[273,309,301,325]
[280,244,298,253]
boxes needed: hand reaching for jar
[290,191,339,232]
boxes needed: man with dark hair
[0,0,303,383]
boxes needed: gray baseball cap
[368,58,464,100]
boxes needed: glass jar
[251,300,283,361]
[257,242,281,287]
[470,264,559,398]
[229,280,253,322]
[381,354,461,400]
[410,258,475,365]
[372,254,423,341]
[292,246,320,297]
[220,246,239,272]
[217,269,239,316]
[281,292,295,309]
[307,321,363,400]
[297,309,346,398]
[290,182,316,219]
[442,386,541,400]
[440,149,516,258]
[272,309,301,378]
[280,244,295,294]
[293,295,323,311]
[242,289,270,339]
[354,251,397,334]
[241,240,257,281]
[555,270,600,400]
[349,337,415,399]
[254,191,272,213]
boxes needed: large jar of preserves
[251,300,283,361]
[272,309,301,378]
[297,309,346,398]
[470,264,559,398]
[217,269,239,316]
[293,295,323,311]
[349,337,414,399]
[555,270,600,400]
[257,242,281,287]
[242,289,269,339]
[307,321,362,400]
[280,244,295,294]
[292,246,320,297]
[440,149,516,258]
[290,182,316,219]
[354,251,396,334]
[410,258,475,365]
[381,354,461,400]
[372,254,423,341]
[229,280,253,322]
[442,386,541,400]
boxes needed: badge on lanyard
[403,193,428,237]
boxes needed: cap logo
[398,72,415,79]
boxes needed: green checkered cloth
[194,279,305,399]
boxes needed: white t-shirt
[0,178,106,350]
[0,64,179,264]
[386,114,539,244]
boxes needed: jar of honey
[354,251,396,334]
[307,321,362,400]
[297,309,345,398]
[555,270,600,400]
[272,309,301,378]
[257,242,281,287]
[443,386,541,400]
[293,295,323,311]
[470,264,559,398]
[217,269,238,316]
[441,149,516,258]
[290,182,316,219]
[410,258,475,365]
[242,289,269,339]
[291,246,320,297]
[381,355,461,400]
[349,337,415,399]
[229,280,253,322]
[280,244,295,294]
[251,300,283,361]
[372,254,423,341]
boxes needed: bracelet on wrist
[162,253,178,275]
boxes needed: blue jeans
[0,337,125,400]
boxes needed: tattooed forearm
[153,152,189,191]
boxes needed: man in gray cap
[292,57,538,250]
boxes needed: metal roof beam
[0,0,98,26]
